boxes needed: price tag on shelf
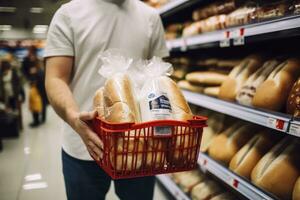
[199,157,208,173]
[233,28,245,46]
[289,124,300,136]
[226,177,239,188]
[180,38,188,51]
[220,31,230,48]
[267,118,285,131]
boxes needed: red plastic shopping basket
[92,116,207,179]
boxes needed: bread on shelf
[191,180,223,200]
[287,78,300,117]
[172,170,205,193]
[236,59,280,106]
[229,130,278,179]
[186,72,227,86]
[219,55,263,101]
[252,58,300,111]
[293,177,300,200]
[251,137,300,200]
[203,87,220,97]
[178,80,204,93]
[208,123,256,165]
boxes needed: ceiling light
[0,25,12,31]
[30,7,44,13]
[0,7,16,13]
[33,25,48,34]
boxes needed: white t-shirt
[44,0,169,160]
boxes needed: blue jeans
[62,150,155,200]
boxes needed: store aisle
[0,104,169,200]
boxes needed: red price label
[267,118,285,130]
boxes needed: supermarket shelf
[156,174,190,200]
[198,153,279,200]
[167,15,300,51]
[158,0,200,18]
[182,90,291,133]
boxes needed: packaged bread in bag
[97,50,143,171]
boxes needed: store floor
[0,104,170,200]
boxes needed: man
[44,0,169,200]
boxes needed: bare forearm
[46,77,78,126]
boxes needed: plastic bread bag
[96,49,143,171]
[97,49,141,123]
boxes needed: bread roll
[186,72,227,86]
[293,177,300,200]
[229,131,277,179]
[252,58,300,111]
[219,55,263,101]
[93,87,105,117]
[236,59,280,106]
[172,170,205,193]
[182,22,202,37]
[210,193,236,200]
[178,80,204,93]
[145,138,166,168]
[251,137,300,200]
[208,123,255,165]
[287,78,300,117]
[204,87,220,97]
[191,181,222,200]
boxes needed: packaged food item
[182,21,203,37]
[219,55,263,101]
[251,137,300,200]
[208,123,256,165]
[236,59,280,106]
[229,130,279,179]
[257,1,288,21]
[97,50,143,171]
[293,177,300,200]
[287,78,300,117]
[226,5,258,27]
[191,180,223,200]
[201,14,227,33]
[252,58,300,111]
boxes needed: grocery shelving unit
[166,15,300,51]
[198,153,279,200]
[156,0,300,199]
[182,90,292,134]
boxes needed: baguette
[186,72,227,86]
[208,123,256,165]
[252,58,300,111]
[103,74,143,171]
[172,170,205,193]
[219,55,263,101]
[229,131,277,179]
[251,137,300,200]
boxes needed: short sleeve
[44,7,74,58]
[148,13,170,58]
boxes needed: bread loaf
[186,72,227,86]
[103,74,143,171]
[236,60,280,106]
[172,170,205,193]
[182,22,202,37]
[208,123,255,165]
[219,55,263,101]
[204,87,220,97]
[93,87,105,117]
[293,177,300,200]
[229,131,277,179]
[178,80,204,93]
[191,181,222,200]
[104,73,140,123]
[251,137,300,200]
[252,58,300,111]
[287,78,300,117]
